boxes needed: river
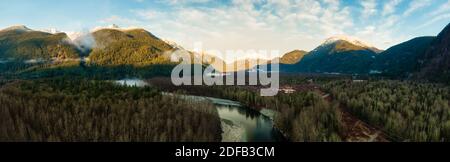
[115,79,285,142]
[216,104,285,142]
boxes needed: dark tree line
[5,62,177,81]
[148,78,342,142]
[0,79,221,142]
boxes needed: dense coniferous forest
[0,61,177,80]
[148,79,342,142]
[272,92,342,142]
[0,79,222,142]
[325,80,450,141]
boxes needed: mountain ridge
[87,27,174,66]
[0,25,80,60]
[371,36,435,77]
[280,50,308,64]
[1,23,450,84]
[283,36,380,74]
[417,23,450,83]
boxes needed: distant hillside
[280,50,308,64]
[201,56,270,72]
[283,37,379,74]
[418,23,450,83]
[179,51,273,72]
[0,25,79,60]
[88,28,174,66]
[371,36,435,77]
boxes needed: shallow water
[189,95,284,142]
[216,105,284,142]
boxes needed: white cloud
[99,15,141,26]
[382,0,403,16]
[133,10,162,20]
[416,13,450,30]
[404,0,432,16]
[322,0,340,11]
[428,0,450,16]
[128,0,357,55]
[360,0,378,17]
[93,0,444,58]
[163,0,212,5]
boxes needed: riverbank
[221,119,245,142]
[161,91,284,142]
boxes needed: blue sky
[1,0,450,55]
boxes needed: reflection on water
[216,104,284,142]
[144,92,284,142]
[114,79,149,87]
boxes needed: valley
[2,22,450,84]
[1,22,450,142]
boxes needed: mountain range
[282,36,381,74]
[0,23,449,83]
[0,25,79,61]
[87,27,174,66]
[279,24,449,84]
[371,36,435,77]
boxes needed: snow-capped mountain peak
[2,25,32,32]
[323,35,375,48]
[163,39,185,50]
[40,28,63,34]
[92,24,144,32]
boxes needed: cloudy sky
[1,0,450,56]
